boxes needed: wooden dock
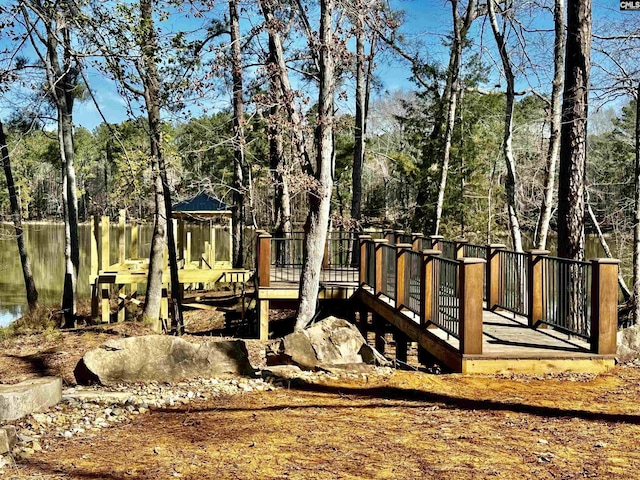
[255,231,618,375]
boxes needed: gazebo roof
[172,193,232,218]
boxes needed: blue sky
[1,0,637,130]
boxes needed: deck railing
[495,250,529,316]
[403,249,422,315]
[539,256,592,339]
[432,256,460,338]
[258,231,619,355]
[359,239,484,355]
[380,243,397,300]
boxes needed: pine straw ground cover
[2,325,640,479]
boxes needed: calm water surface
[0,222,232,326]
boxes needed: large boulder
[266,316,389,370]
[618,324,640,359]
[0,377,62,422]
[74,336,253,385]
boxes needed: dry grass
[5,366,640,479]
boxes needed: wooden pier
[255,230,618,374]
[88,210,251,329]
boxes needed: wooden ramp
[355,287,614,375]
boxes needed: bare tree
[535,0,565,250]
[229,0,246,268]
[20,0,79,326]
[487,0,523,252]
[433,0,478,236]
[0,120,38,311]
[296,0,336,330]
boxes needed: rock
[618,324,640,359]
[0,426,17,454]
[266,316,390,370]
[0,377,62,422]
[74,335,254,385]
[261,365,303,379]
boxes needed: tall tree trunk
[266,21,291,236]
[535,0,565,250]
[0,121,38,310]
[296,0,335,330]
[351,12,366,224]
[41,8,79,327]
[433,0,476,236]
[557,0,591,261]
[488,0,523,253]
[633,84,640,324]
[259,0,313,176]
[229,0,245,268]
[139,0,183,332]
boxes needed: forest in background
[0,0,638,329]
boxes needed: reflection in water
[0,222,232,326]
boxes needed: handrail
[258,234,618,355]
[539,256,592,339]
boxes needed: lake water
[0,222,233,326]
[0,223,627,327]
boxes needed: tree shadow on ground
[152,377,640,426]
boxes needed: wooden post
[358,308,369,336]
[177,219,185,261]
[101,216,110,270]
[117,285,125,322]
[259,300,269,340]
[373,239,388,295]
[101,216,110,323]
[90,216,99,276]
[359,235,372,285]
[459,258,485,355]
[394,229,404,244]
[322,236,330,269]
[429,235,443,251]
[186,231,192,265]
[486,244,506,310]
[590,259,619,355]
[373,313,386,354]
[455,239,467,259]
[210,224,216,265]
[101,286,110,324]
[169,218,177,260]
[130,219,139,296]
[131,220,139,260]
[395,244,412,309]
[118,209,126,264]
[527,249,550,328]
[411,233,424,251]
[257,233,272,287]
[420,249,441,326]
[160,285,169,325]
[91,216,99,319]
[395,330,408,364]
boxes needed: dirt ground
[3,313,640,479]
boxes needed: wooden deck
[254,231,618,375]
[258,270,615,374]
[355,286,614,374]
